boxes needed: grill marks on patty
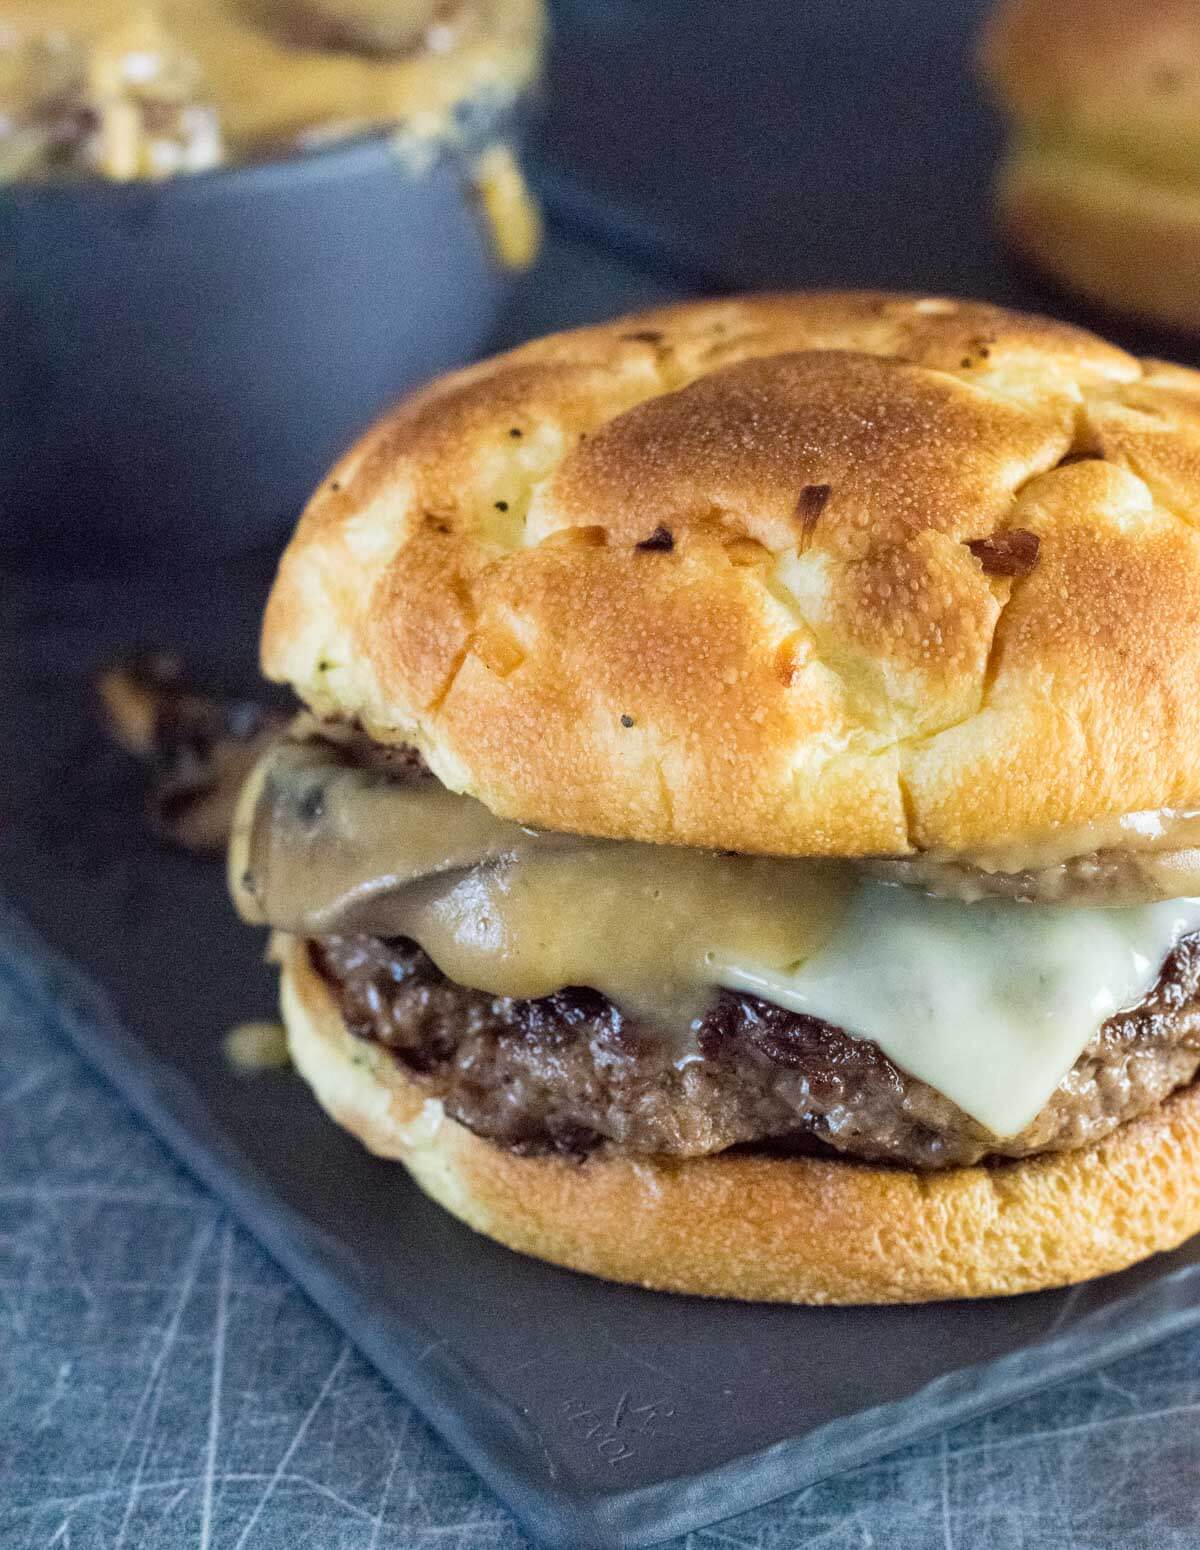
[311,932,1200,1169]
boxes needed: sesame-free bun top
[262,291,1200,857]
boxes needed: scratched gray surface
[7,220,1200,1550]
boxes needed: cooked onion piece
[97,652,288,853]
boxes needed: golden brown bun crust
[262,292,1200,855]
[280,936,1200,1304]
[983,0,1200,330]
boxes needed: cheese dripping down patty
[231,732,1200,1139]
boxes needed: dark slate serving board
[6,537,1200,1550]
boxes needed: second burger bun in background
[982,0,1200,332]
[240,293,1200,1304]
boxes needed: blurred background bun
[982,0,1200,331]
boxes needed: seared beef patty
[311,932,1200,1168]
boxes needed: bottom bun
[994,140,1200,334]
[279,935,1200,1304]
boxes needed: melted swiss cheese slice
[715,886,1200,1136]
[232,735,1200,1138]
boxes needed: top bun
[262,292,1200,857]
[982,0,1200,184]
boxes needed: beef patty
[310,931,1200,1169]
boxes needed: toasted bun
[982,0,1200,329]
[262,291,1200,856]
[279,935,1200,1303]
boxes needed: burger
[981,0,1200,332]
[231,291,1200,1303]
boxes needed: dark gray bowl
[0,109,530,563]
